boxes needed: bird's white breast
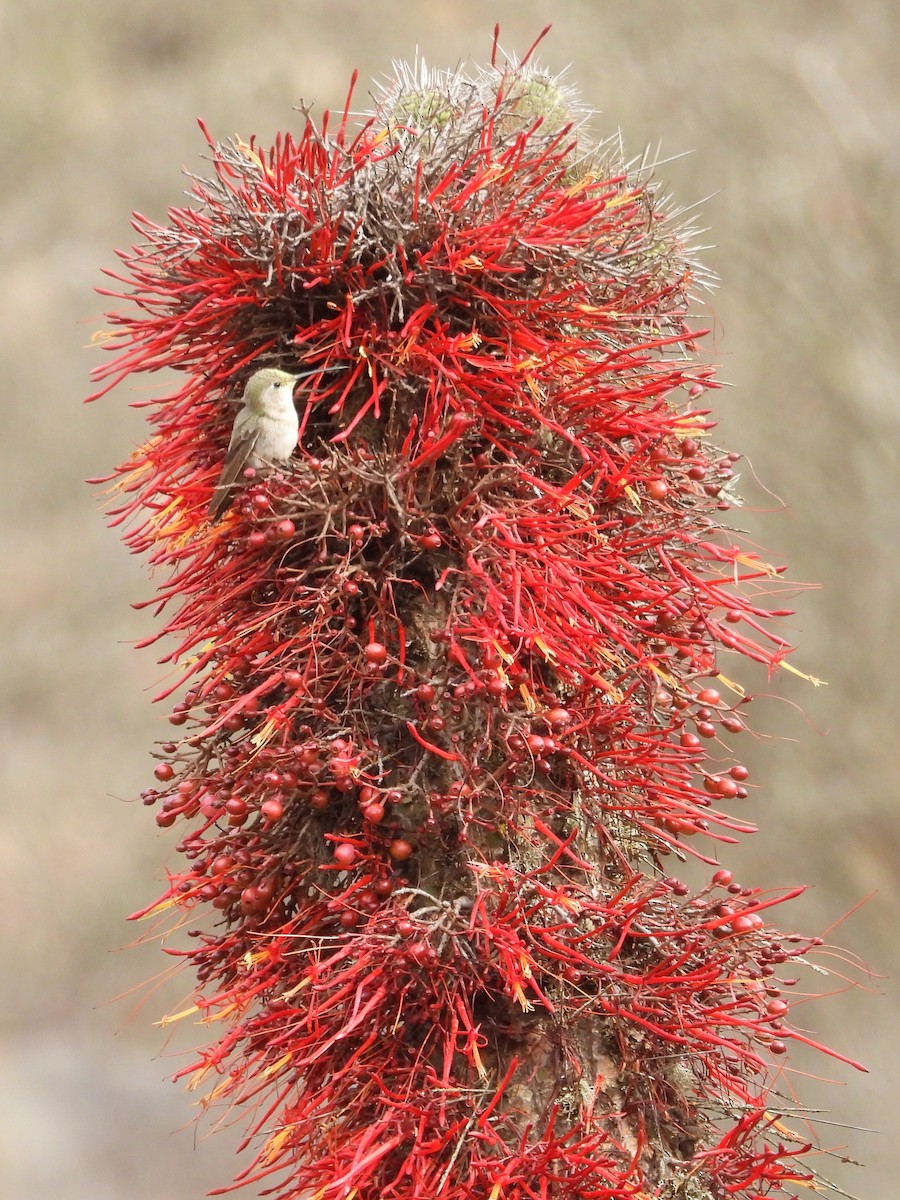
[252,410,299,464]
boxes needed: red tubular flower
[91,36,863,1200]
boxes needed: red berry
[154,762,174,782]
[333,842,358,868]
[545,707,571,729]
[364,641,388,665]
[275,519,296,539]
[240,886,263,915]
[199,794,222,819]
[646,478,668,501]
[730,914,757,935]
[261,798,284,823]
[712,869,733,887]
[389,838,414,861]
[407,940,430,963]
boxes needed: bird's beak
[292,363,350,385]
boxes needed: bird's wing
[207,420,261,522]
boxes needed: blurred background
[1,1,897,1196]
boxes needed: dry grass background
[1,1,897,1197]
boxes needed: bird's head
[243,368,300,415]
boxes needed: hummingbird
[207,368,301,521]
